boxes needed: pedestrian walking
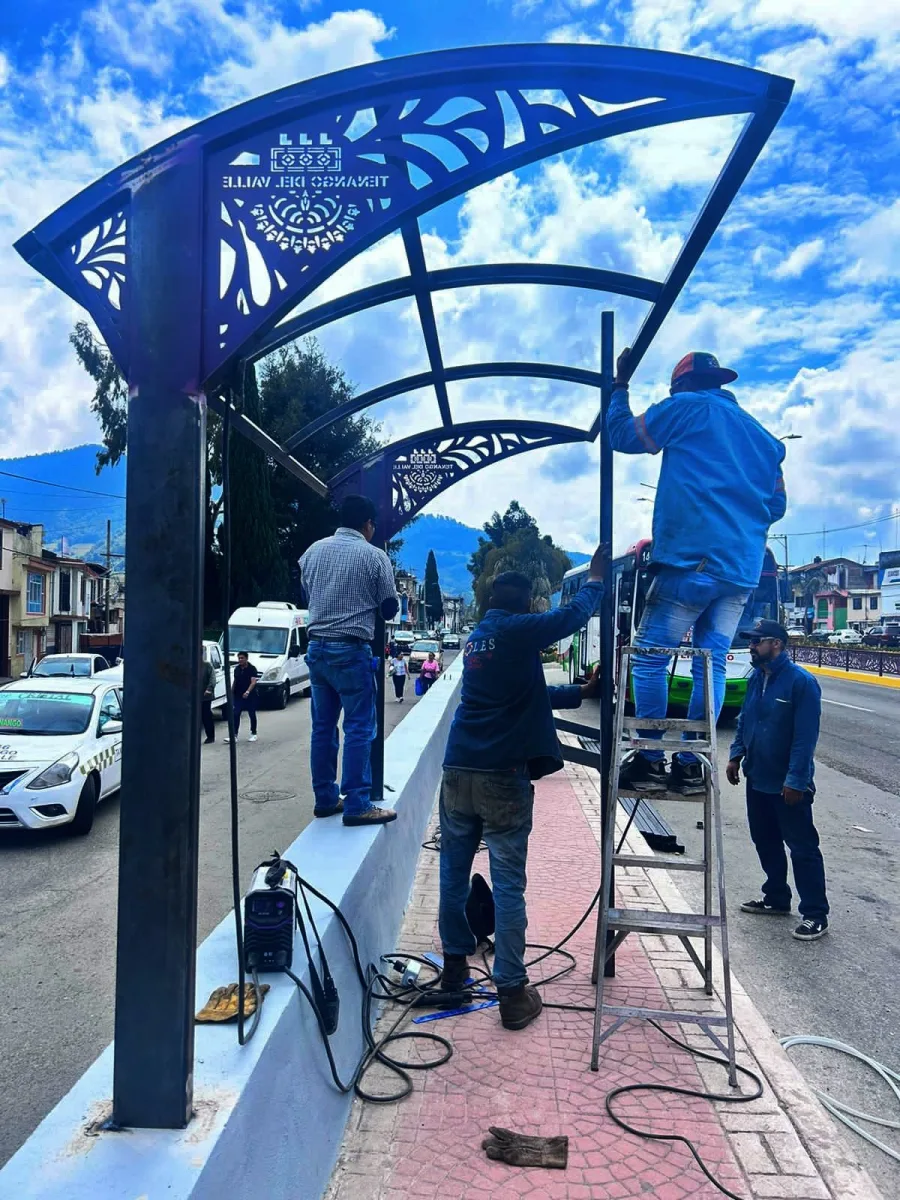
[726,619,829,941]
[201,651,216,745]
[609,347,787,795]
[438,545,606,1031]
[225,651,259,743]
[420,651,440,691]
[389,650,408,702]
[299,494,400,826]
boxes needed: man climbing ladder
[608,347,787,794]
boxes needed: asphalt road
[669,675,900,1194]
[0,651,457,1169]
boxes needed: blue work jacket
[729,652,821,795]
[444,580,603,779]
[607,385,786,589]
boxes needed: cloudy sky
[0,0,898,564]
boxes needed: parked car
[25,653,111,680]
[786,627,806,641]
[408,639,443,674]
[99,641,229,716]
[862,623,900,648]
[441,633,461,650]
[806,629,832,643]
[827,628,862,645]
[392,631,416,652]
[0,676,123,835]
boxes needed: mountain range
[0,446,588,596]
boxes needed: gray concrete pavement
[0,651,457,1168]
[814,674,900,797]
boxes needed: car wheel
[275,681,290,709]
[69,774,99,837]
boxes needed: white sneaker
[223,736,237,744]
[249,734,258,743]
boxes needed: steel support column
[112,146,205,1127]
[592,310,616,982]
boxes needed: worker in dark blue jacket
[438,544,606,1032]
[608,348,787,797]
[726,619,829,941]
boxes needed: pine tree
[424,549,444,627]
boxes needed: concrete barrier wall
[0,661,463,1200]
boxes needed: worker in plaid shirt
[300,495,399,827]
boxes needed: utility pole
[105,519,112,635]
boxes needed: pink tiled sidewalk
[326,766,878,1200]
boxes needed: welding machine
[243,856,297,972]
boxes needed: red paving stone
[331,771,757,1200]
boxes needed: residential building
[0,520,52,679]
[788,556,881,632]
[42,550,104,654]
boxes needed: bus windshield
[227,626,288,656]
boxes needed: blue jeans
[306,639,376,817]
[232,693,257,735]
[632,567,748,761]
[438,767,534,991]
[746,785,828,921]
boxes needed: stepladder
[590,645,738,1086]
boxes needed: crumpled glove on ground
[481,1126,568,1169]
[195,982,270,1023]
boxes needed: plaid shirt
[299,528,398,641]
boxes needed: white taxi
[0,677,124,835]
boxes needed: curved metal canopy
[15,42,792,535]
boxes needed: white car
[99,641,228,716]
[827,628,862,645]
[27,652,112,679]
[0,677,124,835]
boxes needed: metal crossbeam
[205,393,327,496]
[401,222,452,427]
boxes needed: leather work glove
[195,982,270,1023]
[481,1127,568,1169]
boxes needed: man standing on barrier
[437,545,606,1031]
[300,495,399,827]
[726,619,829,941]
[608,348,787,794]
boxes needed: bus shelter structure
[14,44,791,1131]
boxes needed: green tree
[424,549,444,626]
[468,502,571,616]
[223,364,290,609]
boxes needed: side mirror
[297,629,309,653]
[289,643,301,658]
[19,672,28,679]
[100,719,123,736]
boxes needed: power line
[779,510,900,539]
[0,468,125,500]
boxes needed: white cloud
[771,237,824,279]
[840,199,900,284]
[0,52,9,89]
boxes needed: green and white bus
[558,539,780,721]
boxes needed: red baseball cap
[671,351,738,388]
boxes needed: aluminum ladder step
[607,908,721,937]
[625,737,714,752]
[614,853,707,872]
[618,787,706,803]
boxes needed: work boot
[618,752,667,793]
[440,954,469,992]
[498,984,543,1031]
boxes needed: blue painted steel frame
[12,42,792,1133]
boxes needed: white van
[226,602,310,709]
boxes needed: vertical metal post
[104,518,112,634]
[592,310,616,981]
[112,143,205,1128]
[372,599,387,803]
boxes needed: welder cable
[222,393,262,1045]
[779,1036,900,1163]
[604,1019,764,1200]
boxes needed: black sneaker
[792,918,828,941]
[740,898,792,915]
[669,756,705,794]
[618,752,667,792]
